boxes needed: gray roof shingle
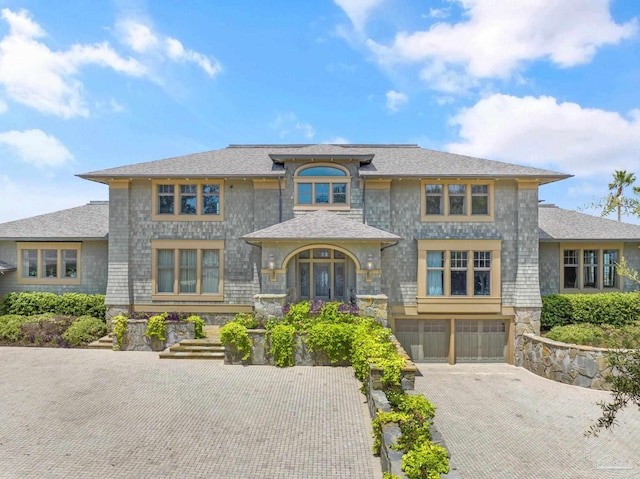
[539,205,640,241]
[0,201,109,240]
[242,210,403,242]
[0,260,16,273]
[78,144,570,184]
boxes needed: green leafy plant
[372,411,408,453]
[0,292,106,318]
[0,314,28,342]
[306,322,355,363]
[186,315,206,339]
[541,293,640,330]
[383,474,401,479]
[401,441,449,479]
[269,323,295,367]
[351,319,406,386]
[233,312,258,329]
[112,314,129,351]
[62,316,108,347]
[220,322,252,361]
[145,313,167,341]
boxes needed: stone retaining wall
[522,333,611,389]
[115,320,194,351]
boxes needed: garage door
[395,319,507,363]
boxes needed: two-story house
[1,144,639,365]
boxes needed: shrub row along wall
[522,333,611,390]
[541,292,640,329]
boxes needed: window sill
[17,278,81,286]
[417,296,501,314]
[559,288,622,294]
[151,293,223,302]
[421,214,494,223]
[152,214,223,222]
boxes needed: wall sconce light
[365,254,374,282]
[267,254,277,281]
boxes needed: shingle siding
[0,240,108,297]
[539,242,560,295]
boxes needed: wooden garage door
[455,319,506,362]
[395,319,449,362]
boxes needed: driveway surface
[416,363,640,479]
[0,348,381,479]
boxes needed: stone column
[254,294,287,323]
[356,294,388,327]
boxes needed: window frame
[152,180,224,221]
[293,163,352,210]
[151,240,224,301]
[417,240,501,313]
[559,243,622,293]
[17,242,82,285]
[420,180,494,222]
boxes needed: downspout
[362,176,367,224]
[278,175,283,223]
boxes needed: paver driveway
[416,363,640,479]
[0,347,382,479]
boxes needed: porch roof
[242,210,403,243]
[0,260,16,273]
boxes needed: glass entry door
[297,248,348,302]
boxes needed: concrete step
[169,344,225,352]
[179,338,222,347]
[88,335,113,350]
[159,350,225,360]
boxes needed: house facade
[1,144,639,365]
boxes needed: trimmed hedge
[0,292,106,319]
[541,293,640,330]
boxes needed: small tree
[601,170,639,221]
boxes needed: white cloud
[368,0,636,92]
[0,129,73,167]
[270,112,316,140]
[334,0,384,32]
[0,8,145,118]
[324,136,350,144]
[116,19,221,78]
[0,174,107,223]
[385,90,408,112]
[447,94,640,176]
[428,8,450,19]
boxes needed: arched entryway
[286,247,357,302]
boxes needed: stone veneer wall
[114,319,195,352]
[522,333,612,389]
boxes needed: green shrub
[112,314,129,351]
[546,323,604,346]
[62,316,108,347]
[306,322,355,363]
[233,312,258,329]
[0,292,106,318]
[186,315,206,339]
[145,314,167,341]
[0,314,28,342]
[220,322,252,361]
[351,319,406,387]
[402,441,449,479]
[541,293,640,329]
[269,324,295,367]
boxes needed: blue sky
[1,0,639,223]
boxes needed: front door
[297,248,348,302]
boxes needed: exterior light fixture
[365,254,375,282]
[267,254,277,281]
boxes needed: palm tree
[607,170,636,221]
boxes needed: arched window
[294,164,351,207]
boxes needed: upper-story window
[294,165,351,209]
[421,180,494,222]
[152,180,223,221]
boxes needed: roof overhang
[269,154,374,164]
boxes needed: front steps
[88,334,113,350]
[159,325,225,360]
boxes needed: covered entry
[293,248,355,302]
[395,317,512,363]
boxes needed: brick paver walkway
[416,363,640,479]
[0,348,381,479]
